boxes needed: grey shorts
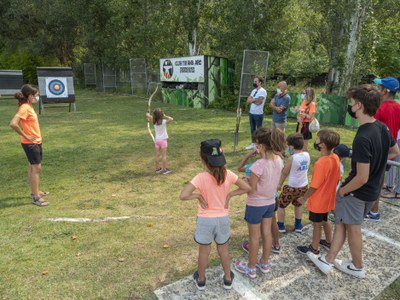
[335,194,374,225]
[194,216,230,245]
[272,121,287,132]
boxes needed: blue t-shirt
[272,94,291,123]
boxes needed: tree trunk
[337,0,370,96]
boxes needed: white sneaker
[334,260,366,278]
[307,253,333,274]
[245,143,255,150]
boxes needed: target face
[45,77,68,98]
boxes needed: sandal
[381,192,400,199]
[32,198,50,206]
[30,191,50,199]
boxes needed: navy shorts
[245,203,276,224]
[309,211,328,223]
[22,143,42,165]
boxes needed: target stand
[37,67,76,115]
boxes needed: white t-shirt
[154,119,168,140]
[397,129,400,141]
[288,152,310,188]
[249,87,267,115]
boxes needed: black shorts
[22,143,42,165]
[296,122,312,140]
[309,211,328,223]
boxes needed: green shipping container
[160,55,234,108]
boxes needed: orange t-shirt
[298,100,316,123]
[307,154,340,213]
[16,103,42,144]
[191,170,239,218]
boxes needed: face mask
[32,96,39,103]
[287,147,294,156]
[301,93,305,100]
[253,83,258,88]
[314,141,321,151]
[277,88,282,95]
[347,104,357,119]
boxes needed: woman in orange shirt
[296,87,317,151]
[9,84,49,206]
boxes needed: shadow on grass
[104,170,159,182]
[0,197,31,208]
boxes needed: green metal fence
[287,92,359,127]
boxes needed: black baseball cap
[333,144,352,158]
[200,139,226,167]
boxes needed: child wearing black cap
[180,139,251,291]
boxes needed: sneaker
[256,257,270,274]
[242,240,250,254]
[155,168,163,173]
[161,168,172,175]
[333,260,366,278]
[272,244,281,254]
[364,212,380,222]
[307,253,333,274]
[245,143,255,150]
[294,223,304,233]
[277,222,286,233]
[234,261,256,278]
[193,271,206,290]
[319,239,331,250]
[297,245,319,255]
[222,271,234,290]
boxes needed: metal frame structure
[234,50,270,151]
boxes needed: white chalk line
[231,269,263,300]
[48,215,173,223]
[361,228,400,248]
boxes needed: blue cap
[333,144,351,158]
[373,77,399,92]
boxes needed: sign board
[160,56,204,83]
[0,70,24,95]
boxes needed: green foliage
[0,0,398,90]
[0,49,59,83]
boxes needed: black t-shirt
[342,120,395,202]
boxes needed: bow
[147,85,159,143]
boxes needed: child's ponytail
[200,139,227,185]
[254,127,286,153]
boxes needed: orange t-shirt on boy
[16,103,42,144]
[307,153,340,213]
[191,170,238,218]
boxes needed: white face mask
[301,93,305,100]
[34,96,40,103]
[277,88,282,95]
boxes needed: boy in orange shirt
[296,129,340,254]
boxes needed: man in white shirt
[245,76,267,150]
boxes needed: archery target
[45,77,68,98]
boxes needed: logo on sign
[163,60,173,79]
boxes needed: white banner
[160,56,204,82]
[45,77,68,98]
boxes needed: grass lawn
[0,90,398,299]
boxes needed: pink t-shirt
[247,156,283,207]
[191,170,239,218]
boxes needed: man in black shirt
[308,85,399,278]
